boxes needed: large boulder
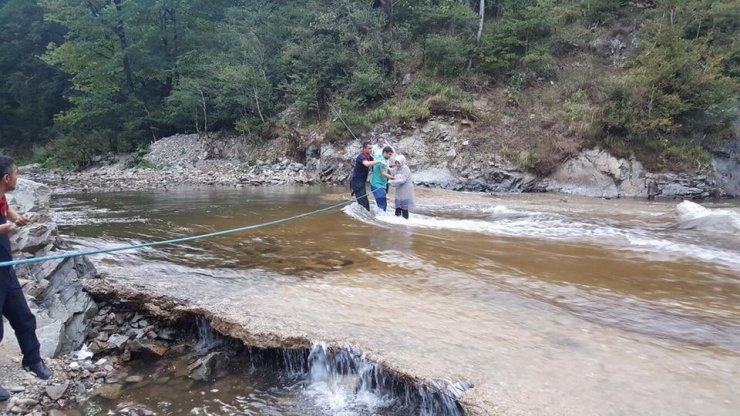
[5,178,100,358]
[36,256,99,355]
[544,148,647,198]
[6,178,51,221]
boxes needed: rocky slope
[24,118,738,199]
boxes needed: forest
[0,0,737,171]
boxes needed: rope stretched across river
[0,199,354,268]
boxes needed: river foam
[342,201,740,271]
[675,200,740,234]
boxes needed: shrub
[345,65,393,104]
[45,134,109,170]
[504,73,526,106]
[561,89,593,122]
[424,34,472,77]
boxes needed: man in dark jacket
[0,157,53,402]
[350,141,385,211]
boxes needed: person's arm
[380,166,394,180]
[7,206,29,226]
[388,170,409,187]
[361,156,384,168]
[0,221,17,235]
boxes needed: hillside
[1,0,737,178]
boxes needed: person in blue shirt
[350,142,385,211]
[0,157,53,403]
[370,146,395,211]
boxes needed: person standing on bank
[0,157,53,402]
[350,142,385,211]
[388,155,415,219]
[371,146,395,212]
[371,136,393,161]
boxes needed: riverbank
[19,127,740,199]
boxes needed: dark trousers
[350,179,370,211]
[395,208,409,219]
[1,267,41,366]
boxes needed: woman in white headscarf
[388,154,415,219]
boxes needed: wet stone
[108,334,129,349]
[46,381,69,401]
[125,376,144,383]
[157,329,176,340]
[95,383,123,400]
[153,376,170,384]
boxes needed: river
[52,186,740,415]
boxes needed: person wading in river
[0,157,53,402]
[388,155,415,219]
[350,142,386,211]
[370,146,395,212]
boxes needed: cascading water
[191,320,467,415]
[194,316,224,355]
[299,342,467,416]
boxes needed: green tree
[0,0,67,148]
[598,0,739,168]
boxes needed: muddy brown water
[53,186,740,415]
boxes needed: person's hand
[14,215,30,227]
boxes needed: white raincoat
[388,155,415,210]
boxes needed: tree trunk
[254,89,265,122]
[199,87,208,138]
[113,0,134,95]
[159,5,178,96]
[467,0,485,70]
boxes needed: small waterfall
[194,317,224,355]
[299,342,466,415]
[187,322,468,414]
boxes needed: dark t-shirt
[351,153,373,183]
[1,204,13,276]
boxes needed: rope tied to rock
[0,199,354,268]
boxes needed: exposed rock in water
[187,351,230,381]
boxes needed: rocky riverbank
[21,121,739,199]
[1,180,206,415]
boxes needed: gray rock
[9,222,57,256]
[108,334,130,349]
[125,375,144,383]
[711,138,740,197]
[46,381,69,401]
[187,351,230,381]
[94,383,122,400]
[6,179,51,220]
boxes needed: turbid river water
[53,186,739,415]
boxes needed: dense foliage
[0,0,737,171]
